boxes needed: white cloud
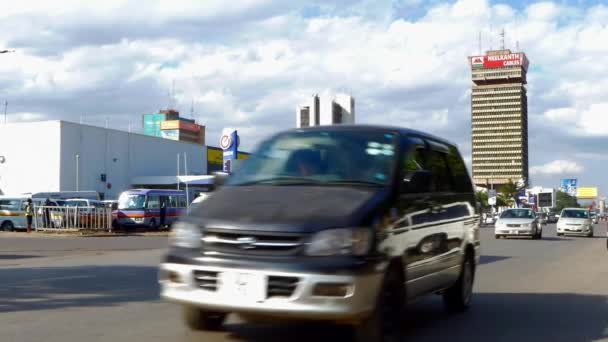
[530,160,584,175]
[544,103,608,136]
[526,2,560,21]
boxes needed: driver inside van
[286,149,323,177]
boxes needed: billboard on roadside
[560,179,578,197]
[577,187,598,199]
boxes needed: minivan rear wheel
[352,268,404,342]
[182,306,226,331]
[443,254,474,313]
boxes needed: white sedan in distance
[494,208,542,240]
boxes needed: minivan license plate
[218,272,266,302]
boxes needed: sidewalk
[0,230,170,238]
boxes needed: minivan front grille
[267,276,299,298]
[201,228,304,256]
[193,270,219,291]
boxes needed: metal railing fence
[33,206,113,232]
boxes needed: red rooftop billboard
[470,52,529,70]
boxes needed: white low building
[0,121,207,199]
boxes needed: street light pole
[75,154,80,191]
[1,50,14,124]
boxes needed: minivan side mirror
[401,170,431,193]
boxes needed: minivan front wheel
[353,268,404,342]
[182,306,226,331]
[1,221,14,231]
[443,254,474,313]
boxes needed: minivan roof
[290,124,457,148]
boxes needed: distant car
[494,208,542,239]
[556,208,593,237]
[535,212,548,225]
[546,212,559,224]
[590,213,599,224]
[483,213,496,225]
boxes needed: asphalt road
[1,224,607,342]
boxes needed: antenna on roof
[516,40,520,51]
[190,99,194,119]
[478,30,482,55]
[500,28,505,50]
[490,24,493,50]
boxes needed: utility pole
[491,172,495,215]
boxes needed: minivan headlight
[170,221,201,248]
[306,228,372,256]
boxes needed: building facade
[296,93,355,128]
[143,109,205,145]
[469,49,530,188]
[0,121,207,199]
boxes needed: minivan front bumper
[159,262,384,322]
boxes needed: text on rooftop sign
[470,53,528,69]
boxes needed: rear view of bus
[114,189,187,230]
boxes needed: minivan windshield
[500,209,535,219]
[118,194,146,210]
[228,129,398,186]
[561,209,589,219]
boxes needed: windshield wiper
[324,180,385,187]
[234,176,324,186]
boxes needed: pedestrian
[159,199,167,229]
[43,198,52,227]
[25,198,34,233]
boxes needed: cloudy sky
[1,0,607,194]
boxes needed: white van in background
[0,196,28,231]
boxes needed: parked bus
[114,189,187,230]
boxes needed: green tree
[495,196,508,207]
[475,191,489,209]
[499,179,520,206]
[555,191,580,212]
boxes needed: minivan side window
[401,147,428,193]
[426,150,452,192]
[0,200,22,211]
[447,146,473,193]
